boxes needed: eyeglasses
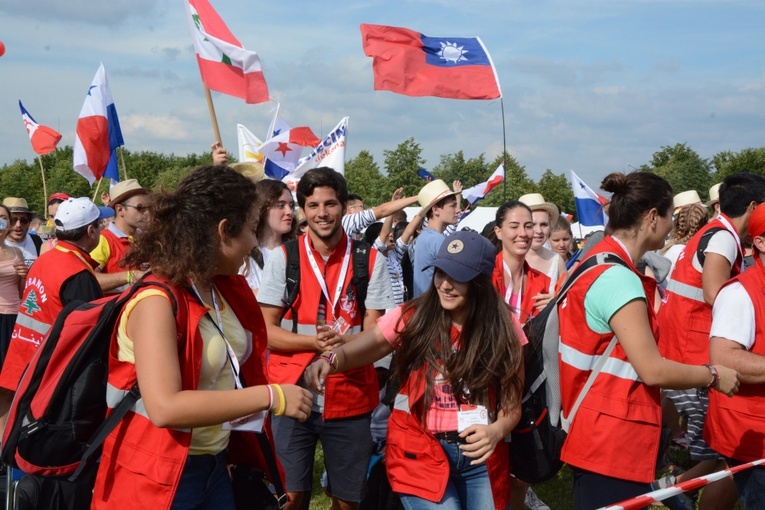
[122,204,151,214]
[11,216,30,226]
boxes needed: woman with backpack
[557,171,740,509]
[91,166,312,510]
[303,230,525,509]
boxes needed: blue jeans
[170,450,234,510]
[399,439,493,510]
[727,459,765,509]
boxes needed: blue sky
[0,0,763,188]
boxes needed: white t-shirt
[691,230,739,272]
[5,235,38,267]
[710,281,756,350]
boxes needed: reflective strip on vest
[394,393,410,414]
[559,342,641,382]
[279,318,363,336]
[105,382,190,432]
[14,314,50,336]
[666,278,705,303]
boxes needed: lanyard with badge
[304,235,352,334]
[502,261,524,319]
[190,281,266,432]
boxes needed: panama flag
[19,101,62,155]
[185,0,268,104]
[258,127,321,172]
[262,109,311,179]
[360,23,501,100]
[237,124,264,163]
[462,163,504,205]
[288,117,349,181]
[571,171,608,227]
[73,63,124,184]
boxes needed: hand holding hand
[280,384,312,422]
[713,365,740,397]
[316,325,347,350]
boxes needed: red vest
[100,227,132,274]
[91,275,277,510]
[0,242,99,392]
[704,257,765,462]
[658,216,742,364]
[558,236,662,483]
[267,233,379,420]
[387,365,510,509]
[491,252,551,326]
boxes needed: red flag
[360,23,501,100]
[19,101,62,155]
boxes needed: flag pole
[500,97,507,203]
[203,85,222,146]
[119,146,128,180]
[93,177,103,202]
[37,156,49,217]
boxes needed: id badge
[222,410,267,433]
[330,316,351,335]
[457,404,490,432]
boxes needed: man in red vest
[91,179,150,293]
[258,167,394,510]
[658,173,765,507]
[0,197,112,431]
[706,202,765,509]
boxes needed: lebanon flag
[462,163,504,205]
[185,0,268,104]
[288,117,349,181]
[73,63,124,184]
[19,101,62,155]
[360,23,501,100]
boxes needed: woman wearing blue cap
[304,230,525,509]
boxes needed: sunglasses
[122,204,151,214]
[11,216,30,226]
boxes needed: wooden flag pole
[93,177,103,202]
[500,97,508,203]
[204,85,222,146]
[37,156,49,217]
[119,146,128,180]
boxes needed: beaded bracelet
[319,351,338,373]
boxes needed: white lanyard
[609,235,631,262]
[716,214,744,262]
[190,281,243,390]
[304,235,352,321]
[502,260,523,318]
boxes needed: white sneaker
[524,487,551,510]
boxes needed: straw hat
[518,193,559,220]
[2,197,30,215]
[417,180,459,214]
[706,183,721,207]
[109,179,148,206]
[673,190,703,213]
[230,161,266,182]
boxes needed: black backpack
[280,238,371,332]
[509,252,627,484]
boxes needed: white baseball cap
[54,198,114,231]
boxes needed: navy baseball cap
[424,231,496,283]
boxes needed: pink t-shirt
[376,306,527,433]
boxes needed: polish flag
[19,101,62,155]
[462,163,504,205]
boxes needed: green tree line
[2,142,764,221]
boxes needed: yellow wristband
[126,270,133,285]
[271,384,287,416]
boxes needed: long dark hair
[393,274,524,422]
[125,166,258,285]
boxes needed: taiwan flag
[360,23,501,100]
[73,64,124,184]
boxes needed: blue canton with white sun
[421,36,491,67]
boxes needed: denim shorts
[170,450,234,510]
[272,411,373,502]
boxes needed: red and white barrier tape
[599,458,765,510]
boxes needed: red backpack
[0,280,175,506]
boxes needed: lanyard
[190,281,243,390]
[716,214,744,262]
[55,244,97,277]
[502,260,524,318]
[609,235,631,262]
[303,235,351,321]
